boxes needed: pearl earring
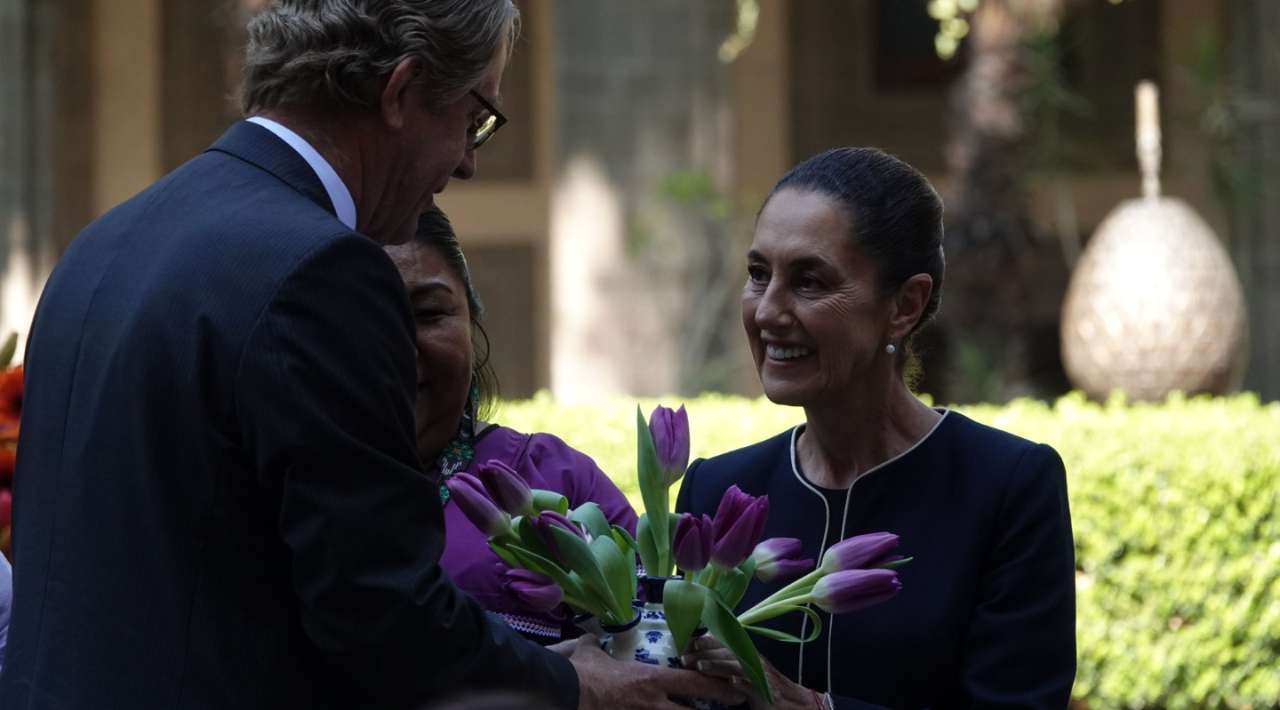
[885,343,897,355]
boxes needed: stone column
[0,0,91,351]
[1229,0,1280,400]
[548,0,736,401]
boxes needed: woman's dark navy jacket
[676,411,1076,709]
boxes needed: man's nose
[453,148,477,180]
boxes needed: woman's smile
[764,344,813,363]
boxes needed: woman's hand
[683,635,830,710]
[569,634,748,710]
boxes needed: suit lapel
[205,120,339,220]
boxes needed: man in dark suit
[0,2,739,709]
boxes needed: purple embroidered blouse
[439,424,638,641]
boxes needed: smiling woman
[678,148,1076,710]
[384,209,638,643]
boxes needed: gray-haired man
[0,2,740,708]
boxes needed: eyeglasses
[468,89,507,149]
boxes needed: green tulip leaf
[531,489,570,515]
[662,579,706,655]
[570,502,612,540]
[591,534,638,621]
[718,558,756,609]
[702,593,771,704]
[513,516,555,561]
[636,407,670,573]
[636,514,661,577]
[489,540,521,569]
[548,526,618,620]
[490,540,588,606]
[610,524,638,555]
[742,622,821,644]
[741,604,823,644]
[563,570,609,619]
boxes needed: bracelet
[809,689,834,710]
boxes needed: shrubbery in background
[499,392,1280,709]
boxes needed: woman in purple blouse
[385,208,637,644]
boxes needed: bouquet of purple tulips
[447,405,908,703]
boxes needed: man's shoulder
[78,145,360,288]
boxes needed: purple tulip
[649,405,690,486]
[710,485,769,569]
[673,513,714,572]
[504,568,563,612]
[809,569,902,614]
[446,472,511,538]
[750,537,815,584]
[819,532,900,573]
[532,510,587,566]
[478,459,534,516]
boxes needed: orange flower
[0,365,21,424]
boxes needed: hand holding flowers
[447,404,909,705]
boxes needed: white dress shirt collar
[246,116,357,231]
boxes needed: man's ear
[380,58,420,131]
[888,273,933,342]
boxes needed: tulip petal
[820,532,900,573]
[810,568,902,614]
[711,494,769,569]
[756,557,815,585]
[673,513,714,572]
[478,460,534,516]
[505,568,563,612]
[446,472,511,538]
[649,404,691,486]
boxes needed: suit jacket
[0,551,10,674]
[0,121,578,709]
[677,412,1076,709]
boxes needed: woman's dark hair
[763,147,946,388]
[413,207,498,419]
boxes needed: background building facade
[1,0,1275,402]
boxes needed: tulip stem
[746,568,825,612]
[702,566,723,593]
[736,599,813,627]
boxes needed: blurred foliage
[496,392,1280,708]
[636,169,757,395]
[719,0,759,63]
[928,0,979,59]
[929,0,1128,60]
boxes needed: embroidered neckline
[435,381,480,504]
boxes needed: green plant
[496,391,1280,709]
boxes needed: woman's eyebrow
[407,281,454,299]
[788,255,835,271]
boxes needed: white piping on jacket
[787,424,829,687]
[791,410,952,695]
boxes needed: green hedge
[497,392,1280,709]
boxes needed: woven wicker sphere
[1061,196,1248,401]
